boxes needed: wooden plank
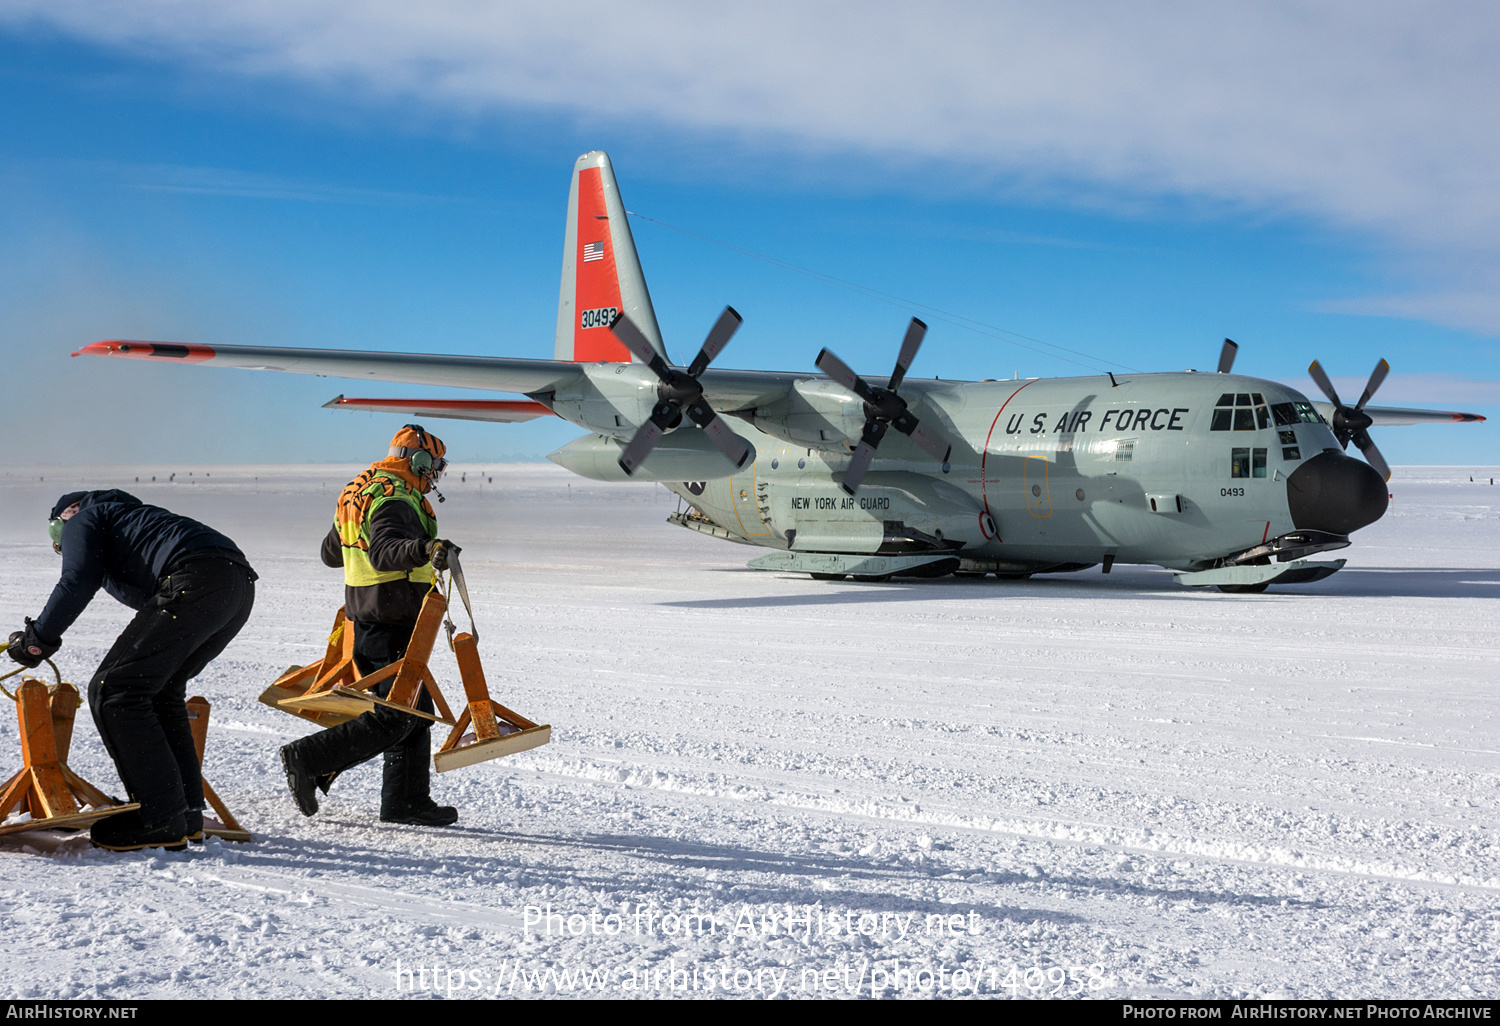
[421,671,455,724]
[386,591,446,709]
[327,686,454,725]
[60,766,116,810]
[258,684,355,726]
[201,779,249,840]
[486,701,539,732]
[279,690,388,719]
[434,725,550,774]
[0,769,33,822]
[186,695,210,765]
[18,682,76,820]
[268,662,318,692]
[440,708,472,753]
[328,661,399,696]
[0,801,140,836]
[50,684,81,765]
[309,655,358,695]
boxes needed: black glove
[6,619,59,669]
[427,539,461,572]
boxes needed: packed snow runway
[1,463,1497,1000]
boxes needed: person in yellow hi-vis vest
[280,425,462,827]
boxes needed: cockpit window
[1212,393,1271,431]
[1271,401,1324,427]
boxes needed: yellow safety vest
[337,471,437,588]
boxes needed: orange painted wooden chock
[262,589,549,772]
[185,696,251,842]
[0,679,138,835]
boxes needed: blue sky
[2,3,1497,466]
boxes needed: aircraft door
[729,463,774,538]
[1025,456,1051,517]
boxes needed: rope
[0,643,63,700]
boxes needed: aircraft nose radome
[1286,451,1389,535]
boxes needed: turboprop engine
[548,430,746,483]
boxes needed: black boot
[281,745,319,817]
[382,800,459,827]
[186,808,204,844]
[380,744,458,827]
[91,809,189,852]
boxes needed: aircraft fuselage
[551,367,1388,574]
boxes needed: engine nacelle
[548,430,747,483]
[747,379,865,451]
[548,362,661,436]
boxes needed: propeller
[1217,338,1238,374]
[609,307,753,476]
[1306,357,1392,482]
[816,317,952,496]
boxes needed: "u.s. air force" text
[1004,408,1191,435]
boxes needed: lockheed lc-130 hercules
[76,152,1485,592]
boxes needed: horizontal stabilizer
[322,396,555,423]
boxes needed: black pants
[288,619,434,813]
[89,557,256,828]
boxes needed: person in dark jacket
[7,490,256,851]
[279,425,461,827]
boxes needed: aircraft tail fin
[554,151,665,363]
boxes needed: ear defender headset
[389,424,448,501]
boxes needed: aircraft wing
[72,340,586,395]
[695,367,823,411]
[73,339,962,416]
[1310,401,1487,426]
[323,396,556,422]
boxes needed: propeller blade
[685,401,753,469]
[609,314,657,364]
[888,318,928,391]
[815,348,863,394]
[617,419,665,476]
[609,315,673,380]
[1217,338,1238,374]
[840,440,879,496]
[1355,358,1390,411]
[686,306,742,379]
[902,416,952,463]
[1354,431,1392,482]
[1307,360,1343,409]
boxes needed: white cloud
[5,1,1500,326]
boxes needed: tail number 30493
[580,307,619,330]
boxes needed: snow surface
[1,463,1498,1000]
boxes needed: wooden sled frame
[261,589,549,773]
[0,679,138,836]
[185,696,251,842]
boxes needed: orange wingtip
[72,340,216,362]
